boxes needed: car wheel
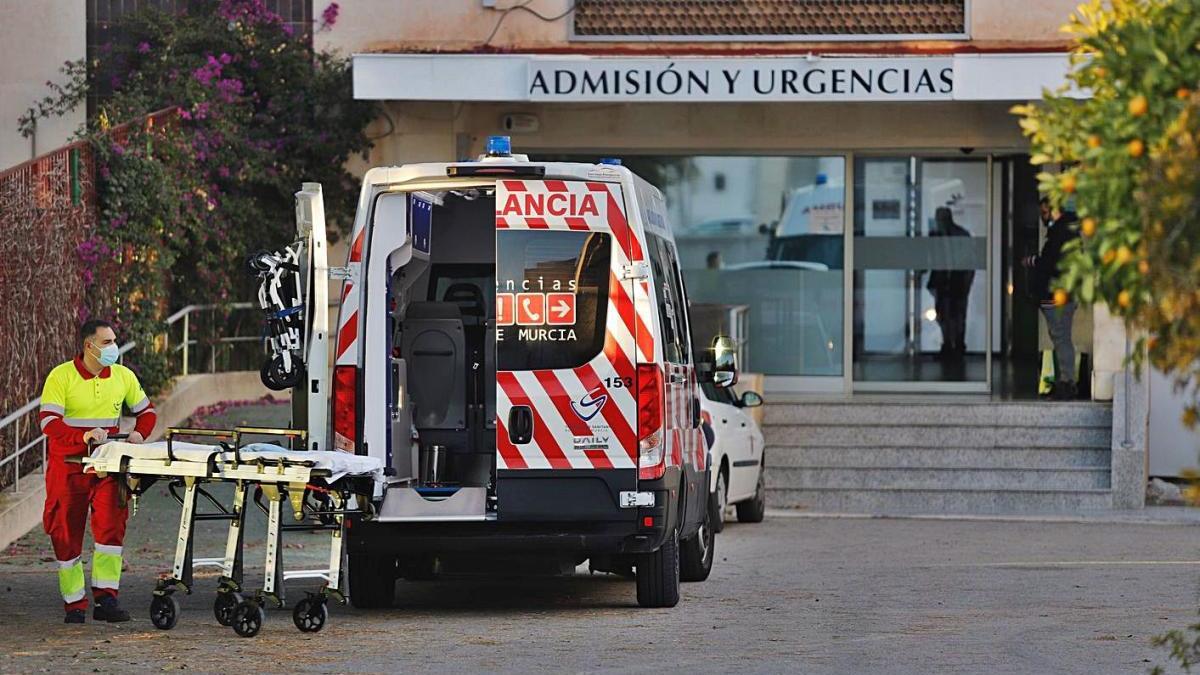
[680,501,715,582]
[712,469,728,533]
[348,553,397,609]
[736,469,766,523]
[636,528,680,607]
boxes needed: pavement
[1,401,1199,674]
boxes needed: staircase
[763,399,1114,514]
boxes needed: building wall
[316,0,1079,55]
[0,0,86,170]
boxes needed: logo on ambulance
[571,387,608,422]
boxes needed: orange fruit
[1178,87,1192,100]
[1115,245,1133,265]
[1061,173,1077,193]
[1138,259,1150,275]
[1102,249,1117,265]
[1093,66,1107,78]
[1053,289,1070,307]
[1117,290,1132,308]
[1147,335,1159,351]
[1087,135,1102,149]
[1128,139,1145,157]
[1081,217,1097,236]
[1129,95,1148,116]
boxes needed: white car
[700,383,766,530]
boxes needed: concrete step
[767,446,1111,469]
[767,466,1111,491]
[768,486,1112,514]
[764,424,1111,449]
[764,401,1111,428]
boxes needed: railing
[0,301,263,494]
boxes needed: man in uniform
[39,320,157,623]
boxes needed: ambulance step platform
[378,485,489,522]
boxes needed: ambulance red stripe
[584,449,613,470]
[337,311,357,358]
[532,370,593,437]
[497,372,572,469]
[525,216,550,229]
[543,179,568,192]
[495,418,528,469]
[349,228,365,262]
[502,180,527,192]
[495,215,509,228]
[564,216,590,231]
[604,192,643,261]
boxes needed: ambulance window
[496,230,611,371]
[646,234,688,365]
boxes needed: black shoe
[93,597,131,623]
[64,609,86,624]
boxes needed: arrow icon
[546,293,576,325]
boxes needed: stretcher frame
[80,426,376,637]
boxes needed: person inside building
[926,207,974,361]
[38,320,157,624]
[1022,200,1081,400]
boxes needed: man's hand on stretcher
[83,429,143,445]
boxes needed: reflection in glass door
[852,157,990,391]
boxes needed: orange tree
[1013,0,1200,424]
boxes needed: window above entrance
[572,0,968,41]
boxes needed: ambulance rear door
[493,178,650,522]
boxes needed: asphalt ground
[1,401,1198,674]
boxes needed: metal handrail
[0,302,257,493]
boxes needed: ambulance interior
[385,187,498,504]
[378,184,612,519]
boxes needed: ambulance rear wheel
[292,597,328,633]
[636,528,680,608]
[680,506,715,583]
[149,594,179,630]
[232,601,264,638]
[348,553,396,609]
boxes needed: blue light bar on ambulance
[599,158,622,165]
[486,135,512,157]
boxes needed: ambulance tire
[680,496,716,582]
[636,528,680,608]
[736,470,766,523]
[348,553,396,609]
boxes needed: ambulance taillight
[332,365,358,452]
[636,363,665,480]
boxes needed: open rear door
[295,182,330,450]
[493,179,648,520]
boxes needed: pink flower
[319,2,339,30]
[137,41,151,54]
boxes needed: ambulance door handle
[508,406,533,445]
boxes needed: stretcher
[80,427,383,637]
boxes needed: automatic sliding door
[852,157,990,390]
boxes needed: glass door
[851,156,991,392]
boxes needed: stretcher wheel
[231,601,264,638]
[214,591,243,626]
[149,594,179,630]
[292,597,328,633]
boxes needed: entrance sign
[528,57,954,102]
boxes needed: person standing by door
[1022,204,1081,400]
[38,320,157,623]
[927,207,975,360]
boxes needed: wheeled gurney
[80,427,383,637]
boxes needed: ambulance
[285,137,737,608]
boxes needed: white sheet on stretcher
[89,441,385,483]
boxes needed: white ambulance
[287,138,738,608]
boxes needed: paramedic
[38,320,157,624]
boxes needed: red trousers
[43,461,127,611]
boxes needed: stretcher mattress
[89,441,385,482]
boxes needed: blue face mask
[91,343,119,367]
